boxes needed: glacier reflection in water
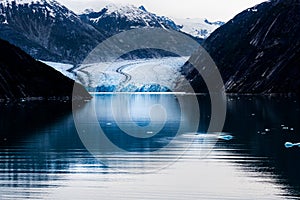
[0,94,300,199]
[72,93,215,172]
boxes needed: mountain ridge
[173,18,224,39]
[80,3,223,40]
[0,1,223,64]
[0,0,105,64]
[79,3,181,37]
[0,38,91,100]
[182,0,300,94]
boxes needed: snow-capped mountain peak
[173,18,224,39]
[79,4,180,37]
[0,0,38,6]
[80,4,223,40]
[0,0,104,64]
[86,3,160,25]
[0,0,65,9]
[0,0,79,21]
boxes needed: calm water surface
[0,94,300,199]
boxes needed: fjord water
[0,94,300,199]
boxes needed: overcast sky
[58,0,266,21]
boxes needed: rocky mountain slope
[0,0,105,64]
[79,4,204,59]
[183,0,300,93]
[0,38,90,100]
[0,1,223,65]
[80,4,223,42]
[80,4,179,37]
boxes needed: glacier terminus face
[43,57,189,92]
[73,57,189,92]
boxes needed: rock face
[0,0,105,64]
[0,39,91,100]
[79,4,202,59]
[0,1,206,64]
[80,4,179,37]
[183,0,300,93]
[79,4,205,44]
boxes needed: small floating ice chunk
[282,127,289,130]
[183,132,233,141]
[146,131,154,134]
[265,129,270,132]
[106,122,112,126]
[285,142,294,148]
[285,142,300,148]
[251,113,255,116]
[218,135,233,141]
[290,128,294,131]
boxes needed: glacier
[41,61,75,80]
[44,57,189,92]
